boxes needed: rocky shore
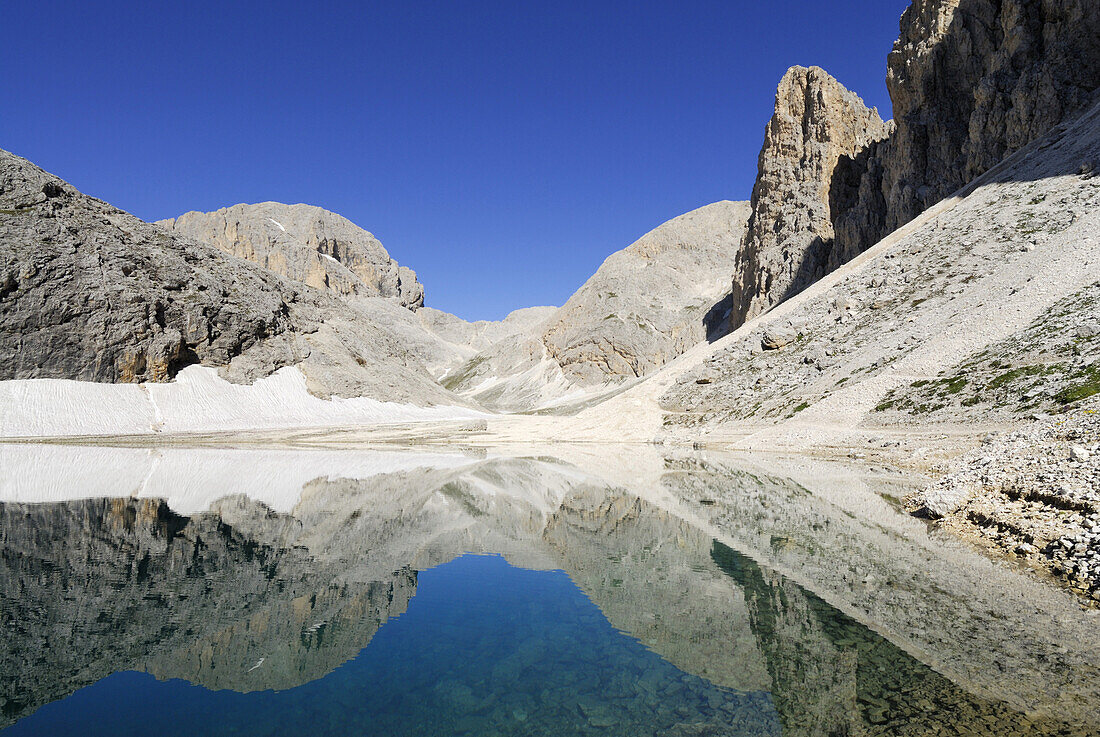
[909,396,1100,604]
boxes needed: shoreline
[0,414,1089,606]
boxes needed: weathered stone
[443,201,751,410]
[880,0,1100,236]
[761,326,797,351]
[543,201,751,385]
[730,2,1100,330]
[730,67,891,329]
[0,148,458,404]
[157,202,424,309]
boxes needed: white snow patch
[0,378,155,437]
[0,443,478,514]
[0,365,485,439]
[268,218,286,232]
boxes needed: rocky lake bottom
[0,443,1098,736]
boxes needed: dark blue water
[3,554,778,737]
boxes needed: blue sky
[2,1,910,320]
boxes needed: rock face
[660,91,1100,444]
[444,202,751,411]
[155,204,562,385]
[0,149,302,384]
[730,67,891,328]
[158,202,424,309]
[544,200,751,384]
[880,0,1100,236]
[0,149,456,403]
[731,3,1100,331]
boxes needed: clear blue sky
[2,1,910,321]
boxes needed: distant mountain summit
[440,201,751,411]
[158,202,424,309]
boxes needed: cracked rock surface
[909,397,1100,604]
[0,148,456,404]
[730,66,891,328]
[158,201,424,309]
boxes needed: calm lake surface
[0,444,1097,736]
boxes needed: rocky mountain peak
[729,66,891,328]
[728,2,1100,335]
[158,202,424,309]
[882,0,1100,234]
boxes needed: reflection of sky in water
[4,554,779,737]
[3,449,1099,737]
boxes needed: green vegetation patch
[1054,364,1100,405]
[988,365,1047,389]
[944,376,968,394]
[441,354,489,391]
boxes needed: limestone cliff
[731,1,1100,331]
[0,148,459,403]
[881,0,1100,235]
[157,202,424,309]
[730,67,891,328]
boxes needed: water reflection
[0,446,1097,735]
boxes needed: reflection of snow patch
[247,658,265,673]
[0,365,485,438]
[268,218,285,232]
[0,443,477,513]
[320,252,339,263]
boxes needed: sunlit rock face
[158,202,424,309]
[442,201,751,411]
[0,149,464,404]
[730,67,891,328]
[541,201,751,384]
[0,150,306,385]
[841,0,1100,262]
[730,1,1100,331]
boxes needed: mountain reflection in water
[0,445,1097,736]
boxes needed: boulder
[762,326,797,351]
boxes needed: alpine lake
[1,442,1097,737]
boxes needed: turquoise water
[3,554,777,737]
